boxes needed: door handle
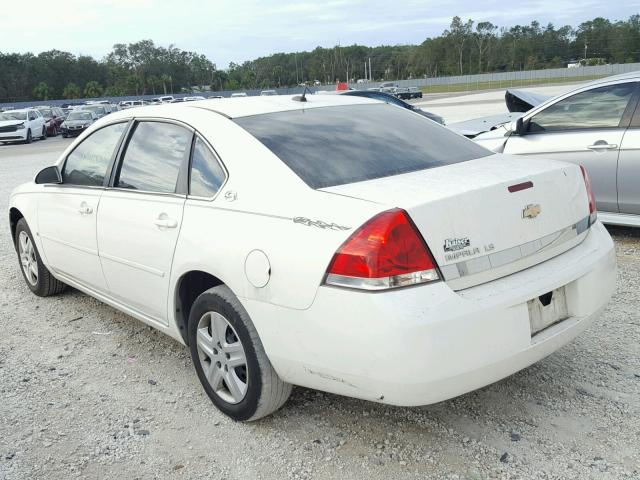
[153,216,178,229]
[78,202,93,215]
[587,143,618,151]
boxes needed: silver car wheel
[196,311,248,404]
[18,231,38,286]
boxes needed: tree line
[1,15,639,103]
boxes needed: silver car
[472,72,640,227]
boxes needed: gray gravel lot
[0,136,639,480]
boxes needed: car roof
[105,93,380,120]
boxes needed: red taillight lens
[325,208,440,290]
[580,165,597,225]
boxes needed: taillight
[580,165,597,225]
[325,208,440,290]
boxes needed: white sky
[2,0,639,68]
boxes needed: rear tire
[188,285,292,421]
[41,127,47,140]
[15,218,66,297]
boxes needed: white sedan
[8,94,616,421]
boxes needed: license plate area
[527,286,568,336]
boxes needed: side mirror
[35,166,62,184]
[514,117,528,135]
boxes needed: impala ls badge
[522,203,541,219]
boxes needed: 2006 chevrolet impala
[9,94,616,421]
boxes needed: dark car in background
[341,90,444,124]
[77,104,108,119]
[60,110,97,137]
[395,87,423,100]
[36,106,65,136]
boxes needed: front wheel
[188,285,292,421]
[15,218,66,296]
[24,129,32,144]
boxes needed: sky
[2,0,639,68]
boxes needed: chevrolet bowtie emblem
[522,203,541,219]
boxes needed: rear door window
[116,121,192,193]
[235,103,490,189]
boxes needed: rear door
[617,97,640,215]
[97,120,192,323]
[38,121,128,291]
[503,81,638,213]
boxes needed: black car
[60,111,97,138]
[341,90,444,124]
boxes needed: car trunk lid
[321,154,591,290]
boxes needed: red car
[36,107,65,136]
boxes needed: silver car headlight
[16,123,25,130]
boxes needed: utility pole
[295,53,299,85]
[364,60,367,81]
[369,57,372,81]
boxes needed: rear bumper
[243,222,616,405]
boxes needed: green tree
[446,16,474,74]
[32,82,50,100]
[62,82,82,99]
[83,81,103,98]
[104,85,125,97]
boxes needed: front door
[38,122,128,291]
[97,120,192,323]
[503,81,638,213]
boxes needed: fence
[3,62,640,109]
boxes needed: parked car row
[0,101,121,144]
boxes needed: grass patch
[420,75,607,94]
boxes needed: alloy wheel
[196,311,248,404]
[18,231,38,286]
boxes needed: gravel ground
[1,135,639,480]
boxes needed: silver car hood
[0,120,24,127]
[505,89,550,112]
[448,112,522,138]
[447,89,550,138]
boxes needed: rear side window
[62,122,127,186]
[235,103,490,189]
[189,137,226,197]
[116,121,192,193]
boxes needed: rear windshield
[234,103,490,189]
